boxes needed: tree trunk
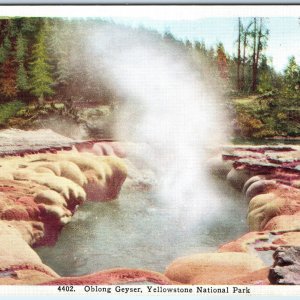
[253,18,263,92]
[38,94,44,106]
[237,18,242,90]
[241,33,247,90]
[251,17,257,92]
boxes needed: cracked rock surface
[269,246,300,285]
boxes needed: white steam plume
[86,25,229,224]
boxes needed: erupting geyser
[86,25,230,224]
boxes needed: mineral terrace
[0,129,299,285]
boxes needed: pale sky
[1,5,300,72]
[107,16,300,73]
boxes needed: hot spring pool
[36,176,248,276]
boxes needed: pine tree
[194,41,207,56]
[29,25,54,105]
[0,35,10,64]
[17,62,29,92]
[47,19,72,85]
[0,55,18,98]
[217,43,228,80]
[21,17,39,34]
[16,33,29,92]
[16,33,26,61]
[257,56,275,93]
[284,56,300,92]
[0,21,18,99]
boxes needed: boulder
[0,221,42,267]
[164,252,266,284]
[226,168,251,190]
[244,179,277,202]
[75,141,126,158]
[242,175,265,194]
[248,193,279,231]
[269,246,300,284]
[0,222,58,284]
[248,185,300,231]
[92,143,115,156]
[264,212,300,232]
[207,156,232,178]
[84,156,127,201]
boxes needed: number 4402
[57,286,75,292]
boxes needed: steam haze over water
[37,22,249,276]
[84,25,230,224]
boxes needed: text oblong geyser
[79,285,252,295]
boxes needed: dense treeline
[183,18,300,138]
[0,18,116,105]
[0,17,299,138]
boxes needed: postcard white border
[0,3,299,297]
[0,5,299,19]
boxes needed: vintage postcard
[0,3,299,297]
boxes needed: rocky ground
[0,129,130,284]
[199,144,300,285]
[0,129,299,285]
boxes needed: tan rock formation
[0,149,128,284]
[227,168,251,190]
[218,231,269,253]
[272,232,300,247]
[264,212,300,232]
[248,185,300,231]
[164,252,266,284]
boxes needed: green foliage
[29,24,54,103]
[17,63,29,91]
[0,46,7,64]
[281,56,300,98]
[0,100,25,125]
[236,112,264,137]
[232,95,300,138]
[257,57,276,94]
[0,18,40,100]
[0,36,11,65]
[20,18,40,34]
[0,55,18,98]
[257,72,277,94]
[284,56,300,84]
[3,35,11,50]
[16,33,29,92]
[16,33,26,62]
[47,20,72,85]
[0,22,20,98]
[0,16,298,138]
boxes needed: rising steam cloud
[84,24,229,223]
